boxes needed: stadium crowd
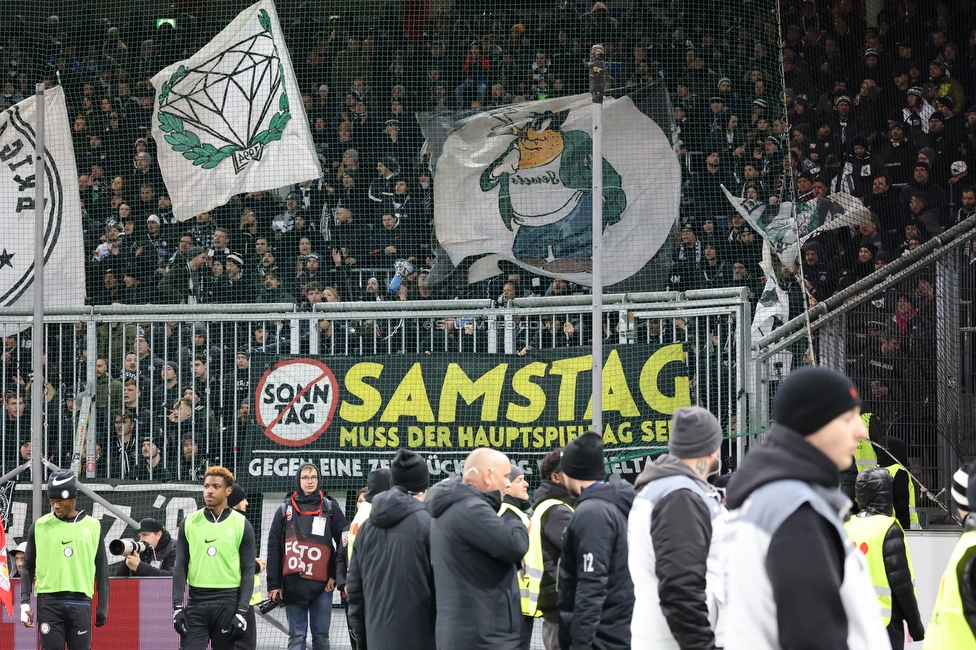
[0,1,968,495]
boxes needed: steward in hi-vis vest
[526,448,575,650]
[172,466,256,650]
[343,468,390,650]
[877,435,921,529]
[228,484,262,650]
[925,461,976,649]
[854,413,880,472]
[498,463,533,650]
[844,467,924,649]
[346,468,391,562]
[19,470,109,650]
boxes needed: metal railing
[751,215,976,519]
[0,288,754,481]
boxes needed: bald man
[426,449,530,649]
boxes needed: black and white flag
[0,86,85,328]
[722,186,872,267]
[151,0,320,220]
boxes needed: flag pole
[31,83,45,522]
[588,45,606,437]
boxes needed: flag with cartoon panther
[424,93,679,287]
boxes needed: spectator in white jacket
[628,406,726,649]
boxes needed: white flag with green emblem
[0,86,86,333]
[151,0,320,221]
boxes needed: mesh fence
[6,0,976,646]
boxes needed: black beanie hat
[364,468,392,503]
[561,431,606,480]
[47,469,78,500]
[773,366,861,435]
[228,484,247,508]
[391,449,429,493]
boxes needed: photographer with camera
[267,462,348,650]
[114,517,176,577]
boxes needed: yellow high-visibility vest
[249,573,262,606]
[498,501,532,616]
[854,413,878,472]
[347,501,372,561]
[844,514,914,627]
[924,530,976,649]
[524,499,574,618]
[886,464,921,530]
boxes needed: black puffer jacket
[115,529,177,577]
[853,467,925,640]
[266,463,349,606]
[558,475,635,650]
[346,486,435,650]
[530,480,575,621]
[427,475,529,650]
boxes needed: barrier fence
[0,289,753,489]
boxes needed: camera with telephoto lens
[109,539,151,555]
[257,594,283,614]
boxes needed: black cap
[772,367,861,435]
[134,517,163,533]
[561,431,606,480]
[364,468,392,503]
[391,449,429,493]
[47,469,78,500]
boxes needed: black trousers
[36,595,92,650]
[181,601,237,650]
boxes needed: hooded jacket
[116,529,177,577]
[724,425,889,650]
[558,475,636,650]
[850,467,925,640]
[266,463,349,606]
[629,454,724,650]
[426,475,529,650]
[346,486,435,650]
[530,480,575,620]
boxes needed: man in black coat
[346,450,434,650]
[426,448,529,649]
[844,468,925,648]
[266,463,348,650]
[557,432,635,650]
[115,517,177,577]
[530,449,576,650]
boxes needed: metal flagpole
[588,46,606,437]
[31,83,46,521]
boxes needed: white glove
[21,603,33,626]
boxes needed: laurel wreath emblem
[156,9,291,169]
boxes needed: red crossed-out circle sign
[255,358,339,447]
